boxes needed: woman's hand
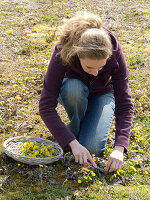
[69,139,97,168]
[105,146,124,173]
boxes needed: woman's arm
[39,46,76,149]
[105,43,133,172]
[112,44,133,152]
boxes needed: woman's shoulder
[103,27,120,54]
[54,43,63,52]
[50,44,63,61]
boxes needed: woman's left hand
[105,146,124,173]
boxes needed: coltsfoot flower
[78,179,82,184]
[18,141,56,158]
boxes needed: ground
[0,0,150,199]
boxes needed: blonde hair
[57,11,112,65]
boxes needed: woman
[39,11,133,172]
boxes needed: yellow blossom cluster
[92,154,96,162]
[114,169,125,178]
[134,88,150,118]
[18,141,56,158]
[77,154,97,184]
[77,168,96,184]
[131,126,144,143]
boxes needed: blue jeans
[58,78,115,156]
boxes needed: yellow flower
[93,157,96,162]
[84,176,88,180]
[51,149,54,154]
[39,164,43,167]
[92,154,96,162]
[98,181,102,185]
[15,95,21,100]
[33,145,39,150]
[19,141,56,158]
[23,142,30,149]
[144,171,148,175]
[30,142,34,147]
[117,169,124,174]
[78,180,82,183]
[41,143,45,148]
[44,146,47,151]
[18,164,21,166]
[91,172,96,177]
[45,151,51,157]
[117,170,120,176]
[35,151,39,155]
[40,148,45,154]
[130,166,136,172]
[31,153,36,157]
[20,146,24,151]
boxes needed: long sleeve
[112,44,133,152]
[39,46,76,149]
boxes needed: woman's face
[79,57,107,76]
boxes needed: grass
[0,0,150,199]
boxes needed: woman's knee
[60,78,89,106]
[87,143,106,157]
[80,138,107,157]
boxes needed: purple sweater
[39,29,133,152]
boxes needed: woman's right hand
[69,139,97,168]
